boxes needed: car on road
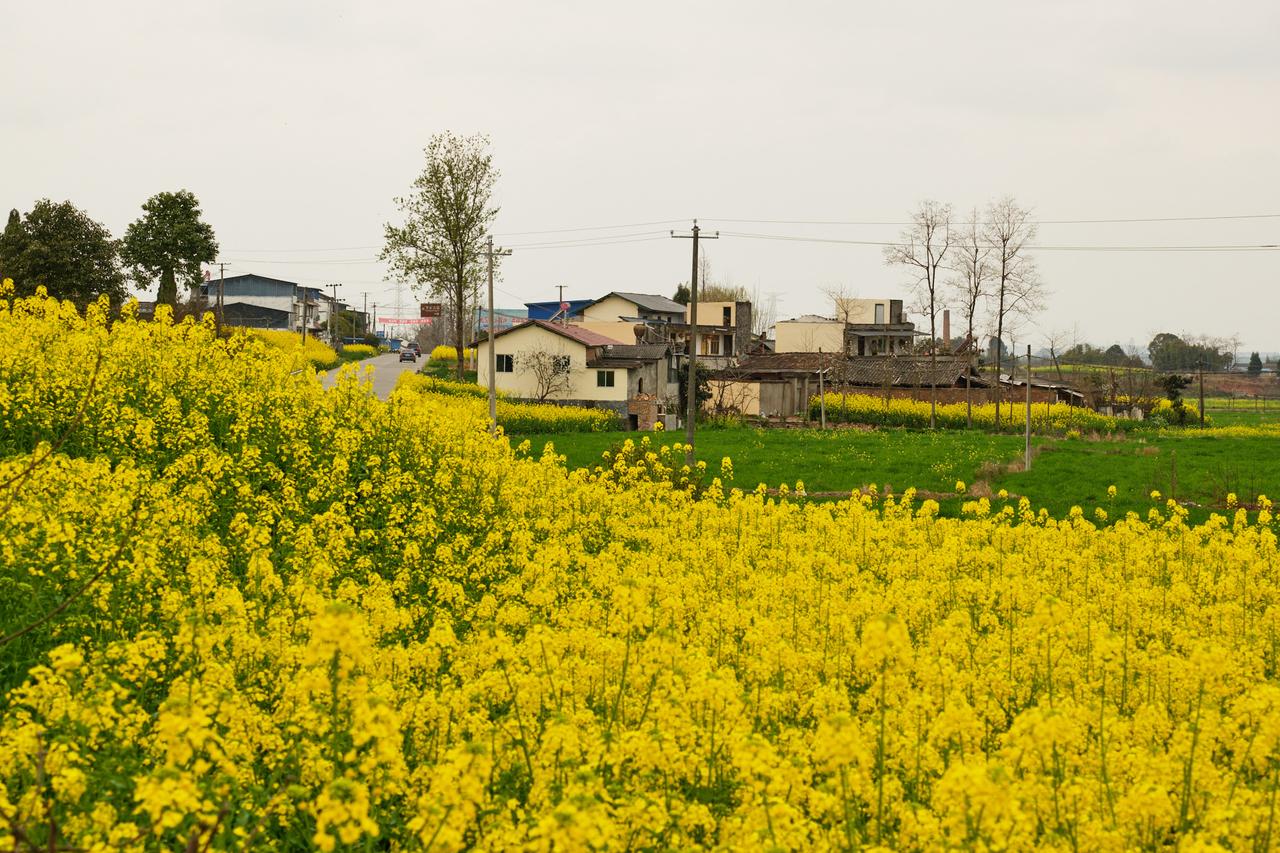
[399,349,417,363]
[407,342,422,356]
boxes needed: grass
[520,427,1027,496]
[520,425,1277,524]
[419,358,478,383]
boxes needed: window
[874,303,885,324]
[723,334,734,354]
[496,354,513,373]
[722,306,732,325]
[638,377,644,394]
[668,358,679,382]
[597,370,615,387]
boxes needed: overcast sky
[5,0,1278,353]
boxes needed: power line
[494,219,685,237]
[708,212,1280,226]
[718,230,1280,252]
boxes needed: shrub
[430,344,476,362]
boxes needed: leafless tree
[749,284,777,339]
[821,283,860,324]
[884,200,952,428]
[1042,327,1076,382]
[519,348,572,401]
[947,208,992,427]
[984,197,1045,426]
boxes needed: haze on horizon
[4,0,1278,353]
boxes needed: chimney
[942,309,950,349]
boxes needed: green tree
[120,190,219,308]
[672,283,691,305]
[0,200,126,303]
[381,132,500,380]
[677,362,713,414]
[1248,351,1263,376]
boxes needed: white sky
[4,0,1278,353]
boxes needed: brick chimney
[942,309,950,350]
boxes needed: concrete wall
[775,320,846,353]
[707,379,761,416]
[476,324,628,402]
[582,294,640,322]
[845,299,892,324]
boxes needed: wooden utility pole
[1025,345,1032,471]
[360,291,369,337]
[671,220,718,465]
[300,287,308,344]
[328,284,342,349]
[482,236,512,436]
[1198,359,1206,427]
[818,348,827,429]
[213,262,228,335]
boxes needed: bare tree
[884,200,952,428]
[1042,327,1075,382]
[984,197,1045,426]
[947,208,992,428]
[821,283,860,324]
[749,285,776,340]
[381,132,500,380]
[519,348,572,402]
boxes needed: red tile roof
[471,319,626,348]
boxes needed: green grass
[991,433,1280,523]
[420,359,477,383]
[519,426,1278,524]
[1203,397,1280,426]
[519,427,1026,496]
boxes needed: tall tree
[984,197,1044,426]
[381,132,500,380]
[0,200,126,303]
[947,209,993,427]
[884,200,952,428]
[120,190,219,308]
[672,283,690,305]
[1248,351,1263,376]
[821,282,859,324]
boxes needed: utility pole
[212,262,228,336]
[1025,344,1032,471]
[556,284,567,324]
[482,236,512,436]
[360,291,369,338]
[300,288,308,344]
[372,303,378,340]
[328,284,342,349]
[672,220,719,465]
[818,348,827,430]
[1198,359,1206,427]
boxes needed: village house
[774,299,915,356]
[474,319,680,430]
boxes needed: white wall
[775,320,845,353]
[476,324,629,402]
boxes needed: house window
[597,370,615,388]
[723,333,733,354]
[638,377,644,394]
[710,336,721,355]
[722,306,732,325]
[668,358,679,382]
[496,354,514,373]
[874,304,885,324]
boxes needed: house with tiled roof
[473,320,680,429]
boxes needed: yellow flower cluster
[3,285,1280,850]
[812,392,1124,433]
[429,345,477,362]
[396,372,618,433]
[340,343,377,359]
[248,328,340,369]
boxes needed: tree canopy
[120,190,218,307]
[382,132,500,379]
[0,200,126,303]
[1147,332,1232,371]
[1248,351,1263,375]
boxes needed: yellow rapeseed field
[2,283,1280,850]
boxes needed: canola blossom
[430,345,477,363]
[812,392,1135,434]
[396,373,618,433]
[3,286,1280,850]
[248,328,341,370]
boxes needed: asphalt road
[322,352,422,399]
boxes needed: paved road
[323,353,423,399]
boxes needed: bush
[395,372,615,432]
[341,343,377,359]
[246,328,339,369]
[430,345,476,362]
